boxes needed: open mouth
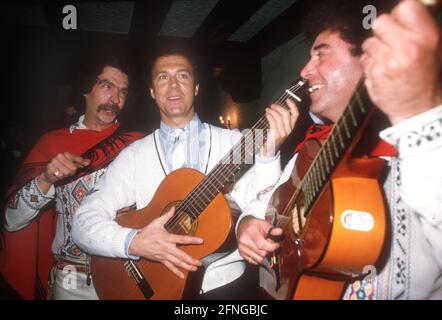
[167,96,182,101]
[308,83,325,93]
[99,109,117,118]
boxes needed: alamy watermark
[363,5,378,30]
[62,5,77,30]
[62,265,78,290]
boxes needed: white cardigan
[72,124,281,293]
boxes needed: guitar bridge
[124,261,154,299]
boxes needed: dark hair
[303,0,396,56]
[147,42,199,86]
[79,55,130,95]
[69,55,130,113]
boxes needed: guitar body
[87,79,308,300]
[91,168,232,300]
[260,139,387,300]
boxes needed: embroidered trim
[388,160,411,299]
[397,119,442,157]
[16,179,54,210]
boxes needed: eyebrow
[97,78,128,90]
[155,68,192,75]
[312,43,330,52]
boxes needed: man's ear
[194,84,199,96]
[149,87,155,100]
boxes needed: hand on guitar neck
[235,97,299,265]
[261,99,299,158]
[362,0,442,125]
[237,216,283,265]
[128,206,203,279]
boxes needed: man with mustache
[2,56,144,299]
[72,46,299,299]
[237,0,442,299]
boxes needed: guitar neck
[299,80,376,216]
[165,79,307,227]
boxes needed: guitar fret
[321,151,331,175]
[354,92,366,113]
[316,165,323,194]
[305,187,312,213]
[313,166,320,194]
[198,188,212,204]
[348,102,358,127]
[218,168,230,184]
[335,125,345,149]
[179,202,195,218]
[188,198,203,214]
[208,173,225,191]
[194,199,205,213]
[309,167,316,193]
[308,177,314,203]
[330,135,340,158]
[302,191,311,212]
[319,159,327,183]
[341,113,351,139]
[324,144,335,172]
[199,195,210,210]
[201,179,218,198]
[207,178,221,194]
[304,182,312,210]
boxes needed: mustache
[97,104,121,114]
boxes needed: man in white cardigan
[72,47,300,298]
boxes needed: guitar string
[166,83,303,232]
[166,82,305,233]
[166,81,306,234]
[277,84,367,237]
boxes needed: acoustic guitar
[260,81,387,300]
[90,79,307,299]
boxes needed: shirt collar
[69,115,87,133]
[159,114,201,138]
[69,114,119,133]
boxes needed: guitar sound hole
[163,200,198,236]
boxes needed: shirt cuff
[379,104,442,158]
[255,151,280,164]
[34,177,56,198]
[235,199,268,234]
[124,229,140,260]
[20,178,55,210]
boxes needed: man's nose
[109,89,121,105]
[169,76,178,88]
[300,59,316,79]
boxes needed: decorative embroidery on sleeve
[397,119,442,157]
[16,178,54,210]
